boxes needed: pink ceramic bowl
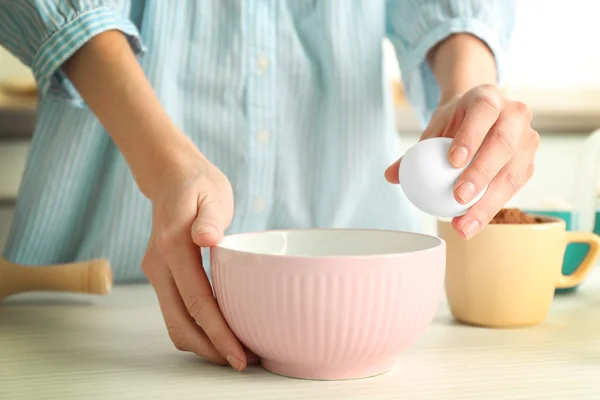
[210,228,446,380]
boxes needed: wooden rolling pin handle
[7,260,113,296]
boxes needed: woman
[0,0,537,371]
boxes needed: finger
[420,110,448,140]
[439,105,465,139]
[192,197,231,247]
[384,111,460,184]
[385,104,457,184]
[385,158,401,184]
[453,105,530,204]
[157,220,248,371]
[452,148,535,239]
[448,86,501,168]
[152,266,227,363]
[142,239,226,364]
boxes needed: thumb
[191,199,230,247]
[385,157,401,184]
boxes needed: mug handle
[556,232,600,288]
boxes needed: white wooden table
[2,270,600,400]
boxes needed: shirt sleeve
[0,0,146,107]
[386,0,516,127]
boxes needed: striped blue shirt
[0,0,515,283]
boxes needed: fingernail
[194,224,219,237]
[456,181,476,203]
[460,220,480,239]
[226,354,244,372]
[450,146,469,167]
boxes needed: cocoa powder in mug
[489,208,547,224]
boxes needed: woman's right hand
[141,151,258,371]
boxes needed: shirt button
[257,55,269,72]
[254,198,266,212]
[257,130,270,144]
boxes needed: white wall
[383,0,600,89]
[504,0,600,89]
[0,48,32,82]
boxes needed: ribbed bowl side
[211,248,445,368]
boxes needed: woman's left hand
[385,84,540,239]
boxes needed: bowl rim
[213,227,446,260]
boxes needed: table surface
[2,270,600,400]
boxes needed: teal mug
[524,209,600,294]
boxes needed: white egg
[399,137,486,218]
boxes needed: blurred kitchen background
[1,0,599,246]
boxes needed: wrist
[131,131,208,200]
[429,33,498,105]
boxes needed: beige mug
[438,216,600,328]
